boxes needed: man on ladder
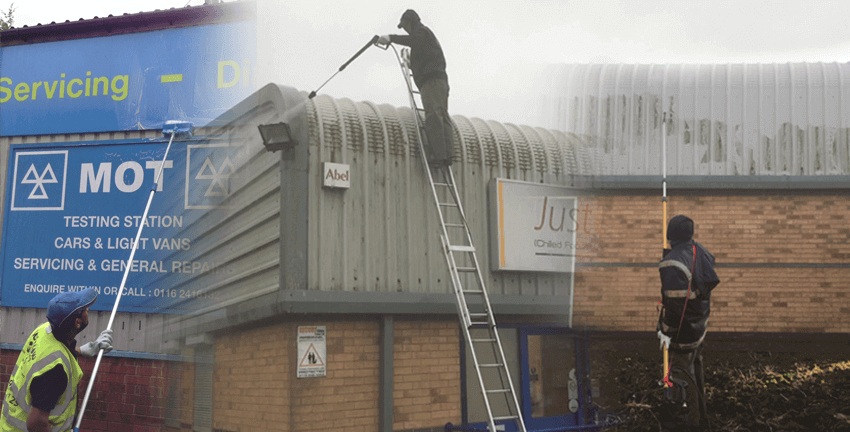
[379,9,454,167]
[381,13,525,431]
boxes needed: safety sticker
[297,326,326,378]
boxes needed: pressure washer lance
[73,120,194,432]
[308,35,380,99]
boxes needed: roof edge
[1,0,256,46]
[571,175,850,190]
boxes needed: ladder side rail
[442,237,474,328]
[391,45,524,432]
[440,111,528,432]
[392,48,478,331]
[441,149,527,432]
[393,46,478,329]
[486,310,527,432]
[444,167,526,422]
[394,47,453,246]
[465,324,500,432]
[443,168,478,286]
[459,244,528,432]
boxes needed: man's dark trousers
[420,77,453,164]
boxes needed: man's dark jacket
[659,231,720,348]
[390,22,447,89]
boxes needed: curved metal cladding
[560,63,850,176]
[161,84,310,336]
[305,93,594,300]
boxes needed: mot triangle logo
[299,343,325,367]
[11,150,67,211]
[21,163,58,200]
[195,156,236,197]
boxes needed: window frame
[458,323,595,432]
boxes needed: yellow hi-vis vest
[1,322,82,432]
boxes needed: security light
[257,122,296,153]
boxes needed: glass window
[527,334,577,418]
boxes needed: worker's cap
[667,215,694,243]
[47,288,97,329]
[397,9,420,28]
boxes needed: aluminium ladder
[391,45,527,432]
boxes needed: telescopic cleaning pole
[73,120,194,432]
[308,35,380,99]
[661,111,672,388]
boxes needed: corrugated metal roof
[0,83,587,347]
[559,62,850,176]
[305,92,586,299]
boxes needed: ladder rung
[449,245,475,252]
[471,338,496,343]
[463,290,484,295]
[494,415,519,421]
[486,389,511,394]
[439,202,458,207]
[479,363,504,368]
[457,267,477,273]
[434,182,450,187]
[445,223,465,228]
[468,313,488,318]
[468,322,490,327]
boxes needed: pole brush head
[308,91,317,99]
[162,121,194,139]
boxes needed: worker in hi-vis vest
[657,215,720,431]
[1,288,113,432]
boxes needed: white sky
[10,0,850,128]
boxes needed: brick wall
[213,324,290,431]
[392,318,461,431]
[1,349,192,432]
[177,353,196,431]
[573,192,850,333]
[1,349,17,390]
[213,320,380,432]
[210,317,462,432]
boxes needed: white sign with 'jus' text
[489,179,578,272]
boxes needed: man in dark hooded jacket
[379,9,454,167]
[657,215,720,431]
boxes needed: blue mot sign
[0,19,256,136]
[1,139,245,313]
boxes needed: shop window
[458,325,596,432]
[527,333,576,418]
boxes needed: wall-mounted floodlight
[257,122,296,153]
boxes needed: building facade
[3,9,850,430]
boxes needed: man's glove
[377,35,391,45]
[80,329,114,357]
[657,330,671,350]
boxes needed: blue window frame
[519,326,592,431]
[455,324,600,432]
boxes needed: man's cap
[47,288,97,329]
[397,9,420,28]
[667,215,694,243]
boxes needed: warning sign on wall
[297,326,326,378]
